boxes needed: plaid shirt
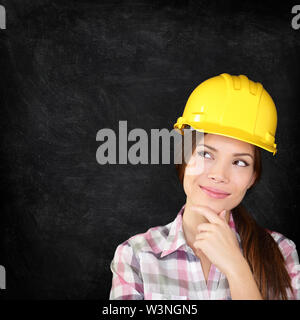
[109,204,300,300]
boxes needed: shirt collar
[160,204,187,258]
[160,203,241,258]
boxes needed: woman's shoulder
[265,228,297,259]
[114,220,173,256]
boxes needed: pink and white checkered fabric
[109,204,300,300]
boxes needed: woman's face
[183,133,256,213]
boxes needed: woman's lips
[200,186,230,199]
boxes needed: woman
[109,73,300,300]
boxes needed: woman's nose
[207,162,229,183]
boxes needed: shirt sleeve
[282,239,300,300]
[109,241,144,300]
[268,231,300,299]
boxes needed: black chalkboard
[0,0,299,299]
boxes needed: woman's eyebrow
[197,143,254,160]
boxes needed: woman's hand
[191,206,246,276]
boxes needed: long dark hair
[175,130,293,299]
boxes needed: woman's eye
[197,151,249,167]
[197,151,211,158]
[234,160,249,167]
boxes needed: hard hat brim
[174,121,277,156]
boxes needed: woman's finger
[190,206,225,225]
[197,223,216,233]
[195,232,209,240]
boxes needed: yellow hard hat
[174,73,278,155]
